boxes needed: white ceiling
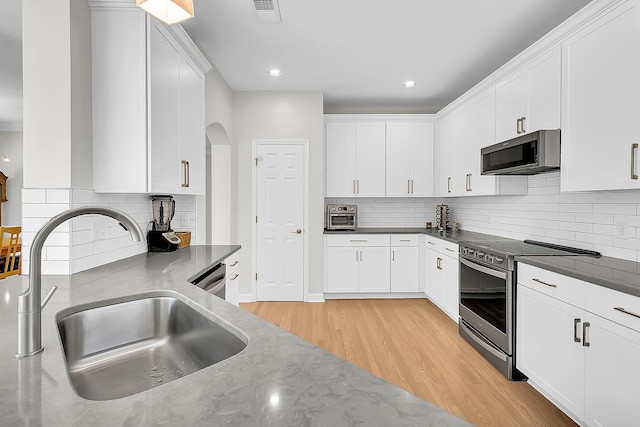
[182,0,592,113]
[0,0,592,129]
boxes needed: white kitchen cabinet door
[148,22,182,193]
[175,56,205,194]
[386,122,434,197]
[584,316,640,427]
[358,246,391,293]
[390,246,420,292]
[495,45,561,143]
[517,285,585,420]
[325,122,356,197]
[436,114,456,196]
[326,246,359,293]
[424,248,443,304]
[495,72,528,143]
[355,123,386,197]
[561,0,640,192]
[440,254,459,320]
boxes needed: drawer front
[391,234,419,247]
[517,263,586,308]
[225,252,240,270]
[424,236,458,258]
[586,285,640,333]
[326,234,390,247]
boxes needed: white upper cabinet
[385,122,434,197]
[436,89,527,197]
[91,4,209,194]
[325,121,386,197]
[495,45,561,142]
[561,0,640,192]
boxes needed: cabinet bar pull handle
[400,239,411,242]
[437,257,442,270]
[521,117,526,134]
[582,322,590,347]
[614,306,640,319]
[230,274,239,280]
[392,250,395,261]
[182,160,189,187]
[411,179,414,194]
[357,180,360,194]
[447,177,451,193]
[445,248,455,252]
[532,278,557,288]
[350,239,368,242]
[229,261,239,267]
[353,180,356,194]
[427,241,435,245]
[631,144,638,180]
[359,250,362,261]
[516,118,521,134]
[356,250,358,261]
[466,174,471,191]
[573,318,581,343]
[407,180,411,194]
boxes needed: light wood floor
[241,298,576,427]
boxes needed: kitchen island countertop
[324,227,516,244]
[0,245,470,426]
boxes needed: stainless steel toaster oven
[326,204,357,230]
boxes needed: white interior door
[256,143,305,301]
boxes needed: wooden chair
[0,226,21,279]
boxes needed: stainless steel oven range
[457,239,599,380]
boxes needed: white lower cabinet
[424,237,459,321]
[325,234,425,295]
[325,235,390,293]
[390,235,420,292]
[225,251,240,307]
[517,263,640,426]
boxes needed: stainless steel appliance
[326,204,357,230]
[481,129,561,175]
[148,195,181,252]
[458,239,599,379]
[191,262,226,299]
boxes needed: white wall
[22,0,73,188]
[232,91,324,296]
[0,131,23,225]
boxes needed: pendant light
[136,0,195,25]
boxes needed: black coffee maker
[147,195,181,252]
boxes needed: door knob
[291,229,302,234]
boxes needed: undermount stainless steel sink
[56,291,247,401]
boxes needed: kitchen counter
[516,254,640,298]
[324,227,515,244]
[0,245,470,426]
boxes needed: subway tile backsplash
[326,172,640,262]
[22,189,197,274]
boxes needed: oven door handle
[460,257,508,280]
[460,321,507,362]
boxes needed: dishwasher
[190,262,226,299]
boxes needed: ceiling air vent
[252,0,282,23]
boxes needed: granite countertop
[324,227,515,244]
[516,254,640,298]
[0,245,470,426]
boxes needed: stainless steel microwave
[481,129,560,175]
[326,204,357,230]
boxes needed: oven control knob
[476,252,485,258]
[467,249,474,256]
[487,255,495,263]
[495,257,504,264]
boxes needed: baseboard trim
[323,292,428,300]
[307,293,325,303]
[239,293,253,303]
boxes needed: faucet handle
[41,286,58,309]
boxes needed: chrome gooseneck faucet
[16,206,145,358]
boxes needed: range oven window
[459,259,507,334]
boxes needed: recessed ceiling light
[268,69,282,77]
[403,81,416,88]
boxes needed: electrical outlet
[615,221,628,239]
